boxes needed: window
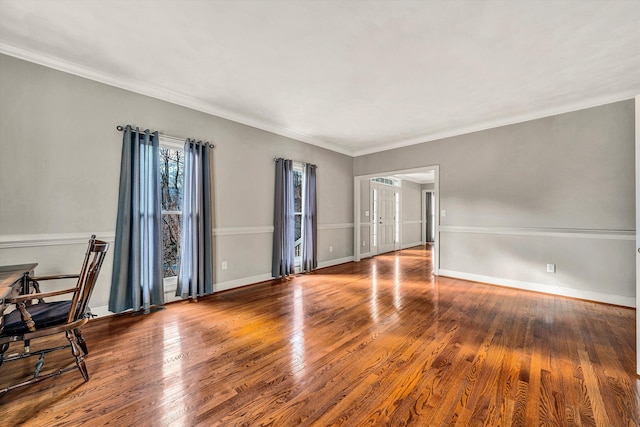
[371,177,400,186]
[159,141,184,283]
[293,163,304,267]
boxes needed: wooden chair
[0,235,109,394]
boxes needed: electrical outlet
[546,263,556,273]
[362,240,366,246]
[441,210,447,217]
[222,261,228,270]
[329,246,333,253]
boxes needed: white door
[376,184,397,254]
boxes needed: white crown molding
[0,42,353,157]
[4,43,637,159]
[439,225,634,240]
[0,232,115,249]
[352,91,639,156]
[439,269,635,308]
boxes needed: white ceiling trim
[2,42,636,158]
[0,42,352,156]
[352,90,639,156]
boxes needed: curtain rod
[116,125,215,148]
[273,158,317,167]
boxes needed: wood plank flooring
[1,246,638,426]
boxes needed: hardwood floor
[1,246,638,426]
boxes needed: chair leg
[0,343,8,368]
[34,353,45,378]
[74,329,89,355]
[65,330,89,382]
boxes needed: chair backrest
[67,235,109,323]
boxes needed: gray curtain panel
[272,158,295,278]
[425,192,434,243]
[109,125,164,313]
[301,163,317,272]
[177,140,214,298]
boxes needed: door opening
[354,166,440,275]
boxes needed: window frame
[159,137,185,298]
[293,162,305,271]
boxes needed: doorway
[354,165,439,275]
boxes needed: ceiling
[1,1,639,156]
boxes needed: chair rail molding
[212,223,353,237]
[439,225,634,240]
[0,232,116,249]
[1,224,355,249]
[318,223,354,230]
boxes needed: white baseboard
[214,258,355,293]
[215,273,274,293]
[90,305,116,318]
[401,241,423,249]
[318,256,354,269]
[92,258,357,315]
[216,256,355,292]
[438,269,635,308]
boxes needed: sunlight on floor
[161,318,187,426]
[370,263,379,322]
[394,256,402,310]
[290,285,305,376]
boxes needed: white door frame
[354,165,440,275]
[635,95,639,376]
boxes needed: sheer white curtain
[177,140,214,298]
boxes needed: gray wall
[401,180,422,247]
[354,100,636,303]
[0,54,354,310]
